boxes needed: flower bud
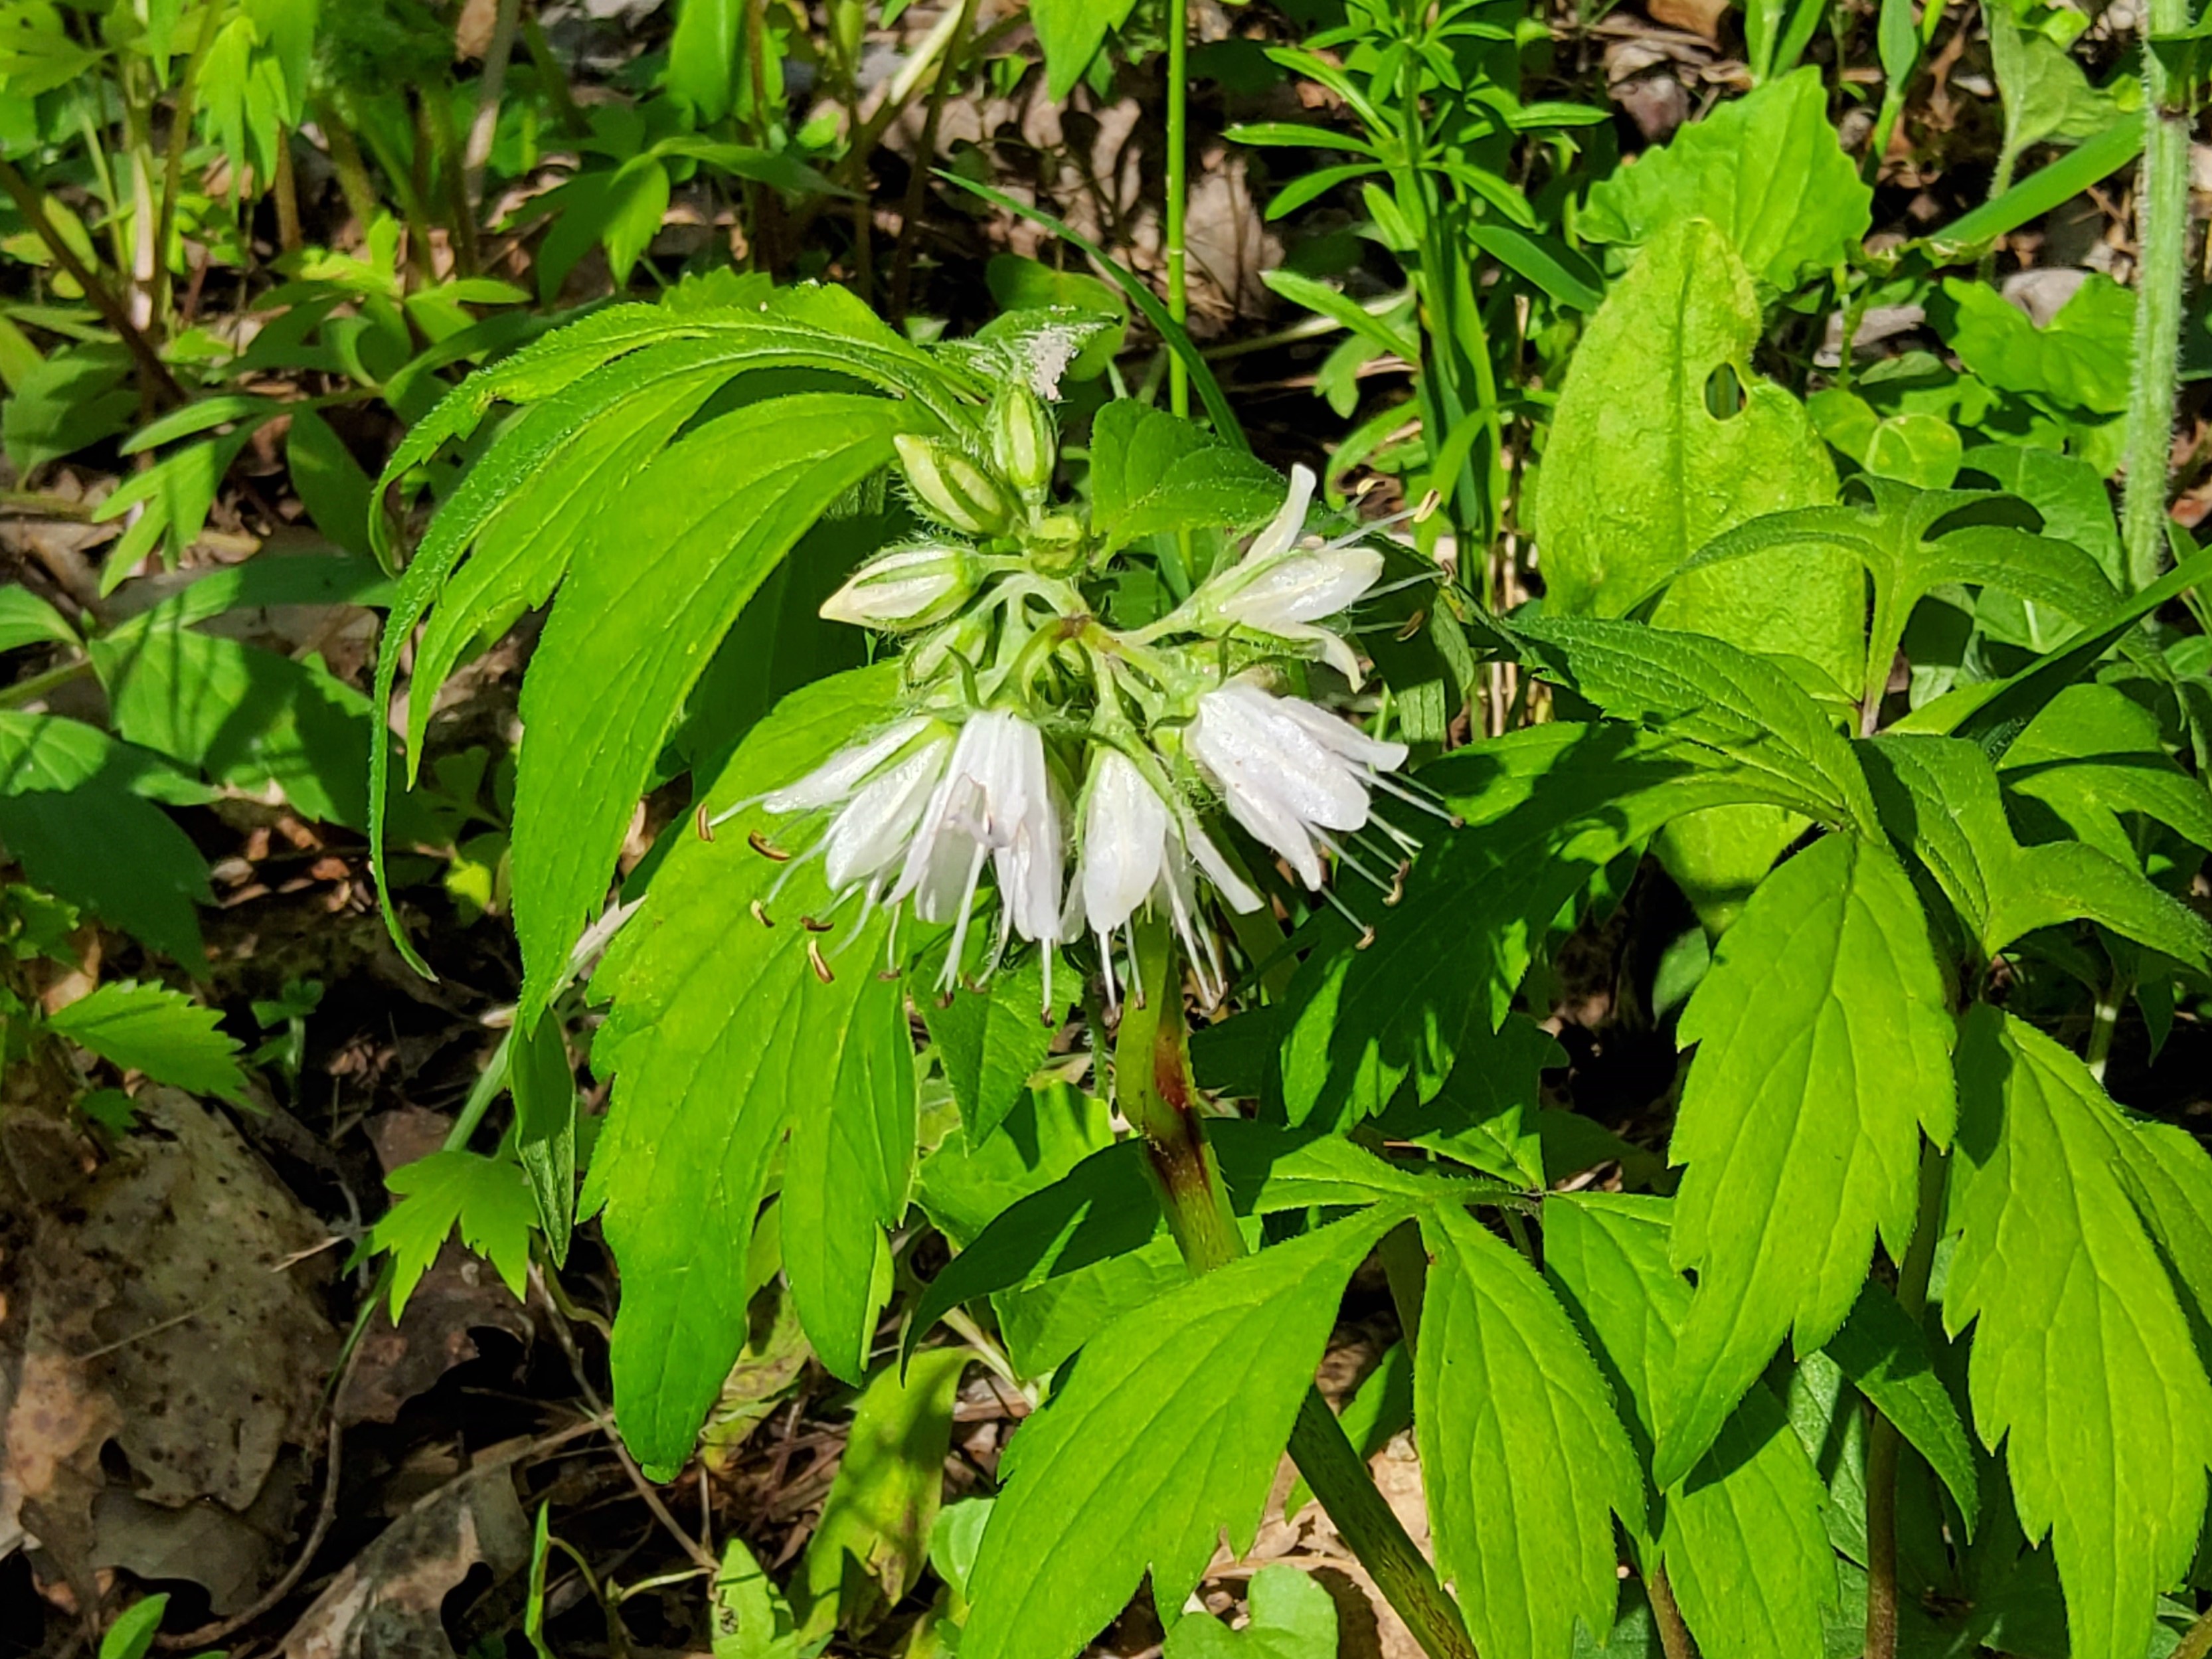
[987,385,1057,499]
[819,543,982,630]
[894,434,1014,537]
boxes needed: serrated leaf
[1543,1193,1838,1659]
[784,972,914,1383]
[960,1207,1402,1659]
[1944,1007,2212,1659]
[1416,1203,1644,1659]
[922,950,1066,1142]
[371,1148,537,1317]
[1582,71,1872,290]
[1822,1282,1979,1531]
[581,667,899,1476]
[1086,400,1285,553]
[1211,1120,1511,1213]
[46,980,246,1101]
[1866,733,2212,972]
[1163,1563,1339,1659]
[513,393,919,1022]
[1998,683,2212,863]
[1278,723,1782,1128]
[510,1015,577,1266]
[1656,832,1955,1488]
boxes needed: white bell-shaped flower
[1189,675,1408,890]
[1191,465,1384,686]
[888,709,1064,985]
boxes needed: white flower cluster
[732,389,1429,1010]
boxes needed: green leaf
[1960,442,2123,587]
[286,406,380,559]
[45,980,246,1102]
[1865,733,2212,972]
[1031,0,1139,100]
[1086,401,1284,553]
[1543,1193,1838,1659]
[1284,1340,1412,1518]
[581,667,900,1476]
[510,1016,577,1266]
[99,1595,169,1659]
[1212,1120,1511,1213]
[1924,116,2141,260]
[1581,70,1873,290]
[1944,1007,2212,1659]
[784,971,913,1383]
[666,0,741,122]
[1940,275,2134,416]
[1162,1563,1339,1659]
[1986,1,2119,168]
[513,392,919,1022]
[1998,683,2212,863]
[1279,724,1778,1128]
[795,1350,969,1637]
[0,586,76,652]
[1822,1282,1980,1531]
[712,1536,803,1659]
[1656,833,1955,1489]
[371,1149,537,1317]
[922,950,1066,1142]
[960,1207,1403,1659]
[3,343,134,472]
[1416,1203,1644,1659]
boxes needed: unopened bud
[987,385,1057,499]
[894,434,1013,537]
[819,543,981,630]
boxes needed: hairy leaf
[1416,1203,1644,1659]
[1087,400,1284,553]
[960,1208,1402,1659]
[1658,832,1955,1487]
[1944,1007,2212,1659]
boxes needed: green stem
[152,0,225,330]
[1164,0,1189,420]
[1864,1139,1948,1659]
[887,0,977,323]
[1648,1566,1695,1659]
[2171,1603,2212,1659]
[2123,0,2195,592]
[1114,917,1479,1659]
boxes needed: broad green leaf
[1986,3,2120,177]
[1371,1015,1561,1188]
[286,407,380,559]
[1865,734,2212,972]
[582,667,900,1475]
[1278,724,1781,1128]
[666,0,741,122]
[3,343,134,472]
[510,1016,577,1266]
[2108,1113,2212,1337]
[1212,1120,1512,1213]
[1810,391,1962,489]
[960,1207,1403,1659]
[796,1350,968,1637]
[1822,1282,1979,1531]
[1511,618,1877,831]
[711,1536,802,1659]
[1656,833,1955,1488]
[513,393,918,1021]
[1998,683,2212,863]
[1944,1007,2212,1659]
[370,1149,536,1316]
[1031,0,1139,99]
[1086,401,1284,553]
[0,586,76,652]
[1528,217,1861,917]
[1543,1193,1837,1659]
[46,980,246,1102]
[922,950,1065,1142]
[784,972,914,1383]
[1163,1563,1339,1659]
[1940,276,2134,416]
[1962,443,2122,586]
[1582,70,1873,290]
[1416,1203,1644,1659]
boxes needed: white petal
[1221,544,1383,630]
[763,717,933,813]
[1244,464,1317,565]
[1194,683,1370,831]
[1080,750,1170,937]
[1181,814,1262,913]
[1269,691,1409,772]
[821,739,947,892]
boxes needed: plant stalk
[1114,917,1479,1659]
[463,0,523,231]
[887,0,978,323]
[1648,1566,1695,1659]
[1864,1138,1948,1659]
[2171,1603,2212,1659]
[1164,0,1189,420]
[2122,0,2195,592]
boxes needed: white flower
[1071,746,1260,1007]
[1189,466,1385,685]
[819,545,979,630]
[889,710,1064,984]
[1188,676,1408,891]
[762,717,936,815]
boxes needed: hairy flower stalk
[744,407,1414,1015]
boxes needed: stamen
[1098,928,1121,1017]
[801,916,834,932]
[1041,948,1056,1026]
[748,831,792,861]
[696,804,715,842]
[750,899,774,928]
[940,843,990,993]
[1313,828,1395,896]
[807,938,835,983]
[1319,882,1378,950]
[1367,770,1462,826]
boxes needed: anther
[749,831,792,861]
[802,916,833,933]
[696,804,715,841]
[1395,610,1426,642]
[807,939,835,983]
[750,899,774,928]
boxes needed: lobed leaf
[46,980,246,1102]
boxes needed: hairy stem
[2123,0,2195,591]
[2171,1602,2212,1659]
[1648,1566,1695,1659]
[1114,917,1479,1659]
[1165,0,1189,420]
[1865,1139,1948,1659]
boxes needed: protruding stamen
[807,939,835,983]
[749,831,792,861]
[1367,769,1461,826]
[697,804,715,841]
[750,899,774,928]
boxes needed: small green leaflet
[1416,1203,1644,1659]
[1822,1282,1978,1531]
[922,948,1068,1142]
[712,1536,803,1659]
[46,980,246,1102]
[1086,400,1284,553]
[1944,1008,2212,1659]
[1162,1563,1339,1659]
[960,1207,1403,1659]
[1278,723,1778,1127]
[98,1594,169,1659]
[1543,1194,1838,1659]
[1658,832,1955,1489]
[371,1149,537,1317]
[582,667,900,1476]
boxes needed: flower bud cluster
[743,391,1429,1012]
